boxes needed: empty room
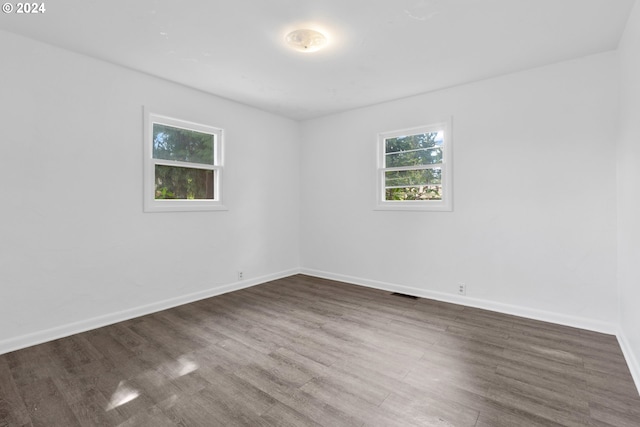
[1,0,640,426]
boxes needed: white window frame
[376,120,453,211]
[143,109,226,212]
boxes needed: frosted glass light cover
[285,29,328,52]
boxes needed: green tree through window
[153,125,215,200]
[384,131,443,201]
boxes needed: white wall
[617,0,640,388]
[0,31,300,352]
[300,52,619,331]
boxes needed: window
[144,110,225,212]
[376,120,452,211]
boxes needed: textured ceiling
[0,0,635,120]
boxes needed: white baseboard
[300,268,618,335]
[617,329,640,396]
[0,268,300,356]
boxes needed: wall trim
[617,329,640,395]
[300,268,618,335]
[0,268,300,356]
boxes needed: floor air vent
[391,292,419,300]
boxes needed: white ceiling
[0,0,635,120]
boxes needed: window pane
[385,185,442,201]
[155,165,214,200]
[385,168,442,187]
[153,123,214,165]
[385,131,443,167]
[386,147,442,167]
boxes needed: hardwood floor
[1,274,639,426]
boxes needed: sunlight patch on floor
[105,381,140,411]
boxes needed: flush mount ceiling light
[285,29,328,53]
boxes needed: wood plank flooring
[1,274,639,426]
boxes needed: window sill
[144,201,228,213]
[374,201,452,212]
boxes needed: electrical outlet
[458,283,466,296]
[238,271,244,281]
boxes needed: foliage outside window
[144,110,225,212]
[376,121,452,211]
